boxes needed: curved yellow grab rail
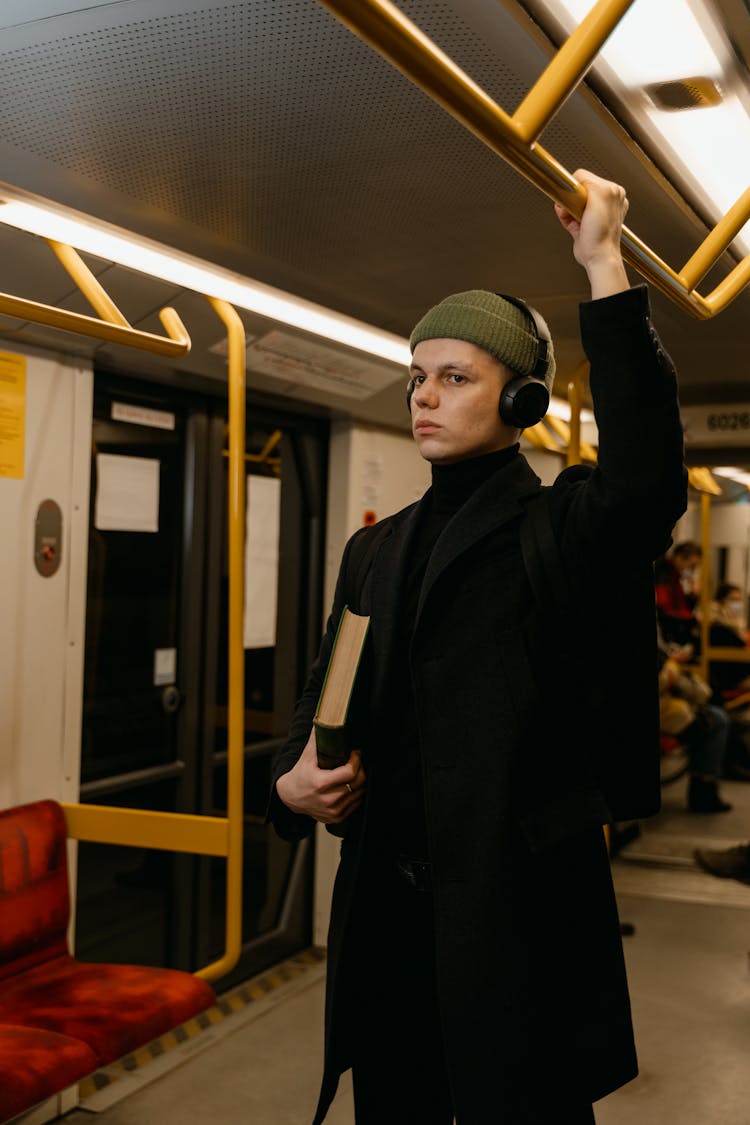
[0,239,190,356]
[317,0,750,319]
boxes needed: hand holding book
[275,606,370,827]
[275,730,365,825]
[314,607,370,769]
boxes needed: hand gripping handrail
[0,238,190,355]
[316,0,750,318]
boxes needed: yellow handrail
[566,365,585,467]
[47,240,130,327]
[513,0,637,144]
[198,296,247,982]
[61,805,229,857]
[0,238,190,356]
[316,0,750,318]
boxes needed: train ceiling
[1,0,750,434]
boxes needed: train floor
[63,773,750,1125]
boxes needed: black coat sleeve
[550,285,687,571]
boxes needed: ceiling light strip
[0,190,411,367]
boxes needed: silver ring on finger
[345,782,352,794]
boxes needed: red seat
[659,733,684,754]
[0,799,216,1122]
[0,1025,97,1121]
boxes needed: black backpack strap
[519,487,570,618]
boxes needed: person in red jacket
[654,541,702,649]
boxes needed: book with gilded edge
[314,606,371,768]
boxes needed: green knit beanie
[409,290,556,392]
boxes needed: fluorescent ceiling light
[545,0,750,254]
[714,466,750,488]
[0,189,598,422]
[0,189,411,368]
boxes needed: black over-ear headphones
[406,292,551,429]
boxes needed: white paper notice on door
[244,475,281,649]
[94,453,160,532]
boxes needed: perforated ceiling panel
[0,1,606,324]
[0,0,749,410]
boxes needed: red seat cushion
[0,1024,97,1123]
[0,799,216,1066]
[0,800,70,979]
[0,953,216,1066]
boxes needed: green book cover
[314,606,370,768]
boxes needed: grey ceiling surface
[0,0,748,434]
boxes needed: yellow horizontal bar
[687,466,722,495]
[527,419,562,451]
[705,647,750,663]
[317,0,749,319]
[0,290,190,356]
[47,239,130,327]
[61,803,229,856]
[544,413,598,462]
[513,0,636,144]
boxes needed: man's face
[409,338,520,464]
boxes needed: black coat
[269,286,687,1122]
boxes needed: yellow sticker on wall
[0,351,26,479]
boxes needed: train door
[194,407,326,986]
[75,374,209,969]
[75,373,326,982]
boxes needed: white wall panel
[0,347,92,810]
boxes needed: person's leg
[348,857,453,1125]
[686,706,732,812]
[689,705,730,776]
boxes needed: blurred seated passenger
[707,583,750,780]
[709,582,750,697]
[657,643,732,813]
[654,541,702,649]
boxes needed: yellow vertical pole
[197,297,246,981]
[566,363,586,467]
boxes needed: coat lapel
[416,454,542,623]
[366,493,428,702]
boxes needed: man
[268,170,687,1124]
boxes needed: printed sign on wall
[0,351,26,479]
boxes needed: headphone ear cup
[499,377,550,428]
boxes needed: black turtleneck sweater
[368,443,520,860]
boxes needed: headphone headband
[493,292,551,382]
